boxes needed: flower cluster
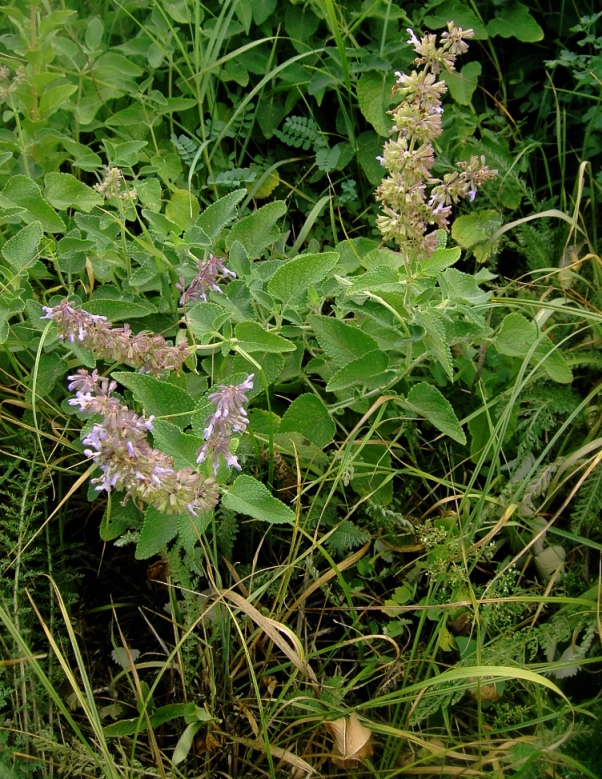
[68,369,218,516]
[42,300,192,375]
[376,22,497,257]
[0,64,25,103]
[176,255,236,306]
[93,167,137,203]
[197,375,254,474]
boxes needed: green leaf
[443,61,482,105]
[225,200,286,260]
[252,0,277,25]
[142,208,182,236]
[285,4,319,50]
[345,265,399,296]
[227,351,285,396]
[85,17,104,50]
[62,139,102,172]
[315,145,340,173]
[279,394,335,448]
[268,251,339,308]
[309,314,380,368]
[112,372,196,429]
[178,510,210,553]
[440,268,491,305]
[234,321,296,353]
[100,498,143,541]
[44,172,103,213]
[361,247,404,270]
[151,419,202,469]
[222,474,295,524]
[414,312,453,380]
[487,3,544,42]
[423,2,488,39]
[406,383,466,444]
[327,350,389,392]
[196,188,246,239]
[495,314,572,384]
[104,718,142,737]
[39,84,78,117]
[134,178,162,211]
[356,131,386,185]
[172,722,203,766]
[136,507,180,559]
[1,221,42,272]
[150,703,191,727]
[186,302,229,339]
[356,71,395,137]
[221,59,249,86]
[150,153,182,184]
[419,246,461,275]
[165,190,200,231]
[1,175,65,233]
[104,140,148,168]
[536,344,572,384]
[452,210,502,249]
[495,313,537,357]
[31,352,67,398]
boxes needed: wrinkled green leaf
[487,3,544,42]
[1,175,65,233]
[327,349,389,392]
[357,71,395,136]
[309,314,380,368]
[136,507,180,559]
[1,221,43,272]
[279,393,335,448]
[234,321,296,353]
[406,383,466,444]
[225,200,286,259]
[268,251,339,308]
[45,173,103,213]
[222,474,295,524]
[113,372,196,429]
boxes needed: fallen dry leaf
[325,712,373,768]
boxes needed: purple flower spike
[42,300,192,376]
[67,369,218,517]
[176,254,236,306]
[197,375,254,474]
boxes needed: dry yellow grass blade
[220,589,318,686]
[224,733,316,775]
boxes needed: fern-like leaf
[171,134,199,167]
[274,116,326,151]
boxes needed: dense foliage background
[0,1,601,777]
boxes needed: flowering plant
[376,22,497,258]
[43,298,254,534]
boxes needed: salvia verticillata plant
[43,295,254,515]
[376,22,497,258]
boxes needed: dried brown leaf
[325,712,373,768]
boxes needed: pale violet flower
[68,369,218,516]
[197,375,254,474]
[375,22,497,258]
[176,254,236,306]
[42,300,192,375]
